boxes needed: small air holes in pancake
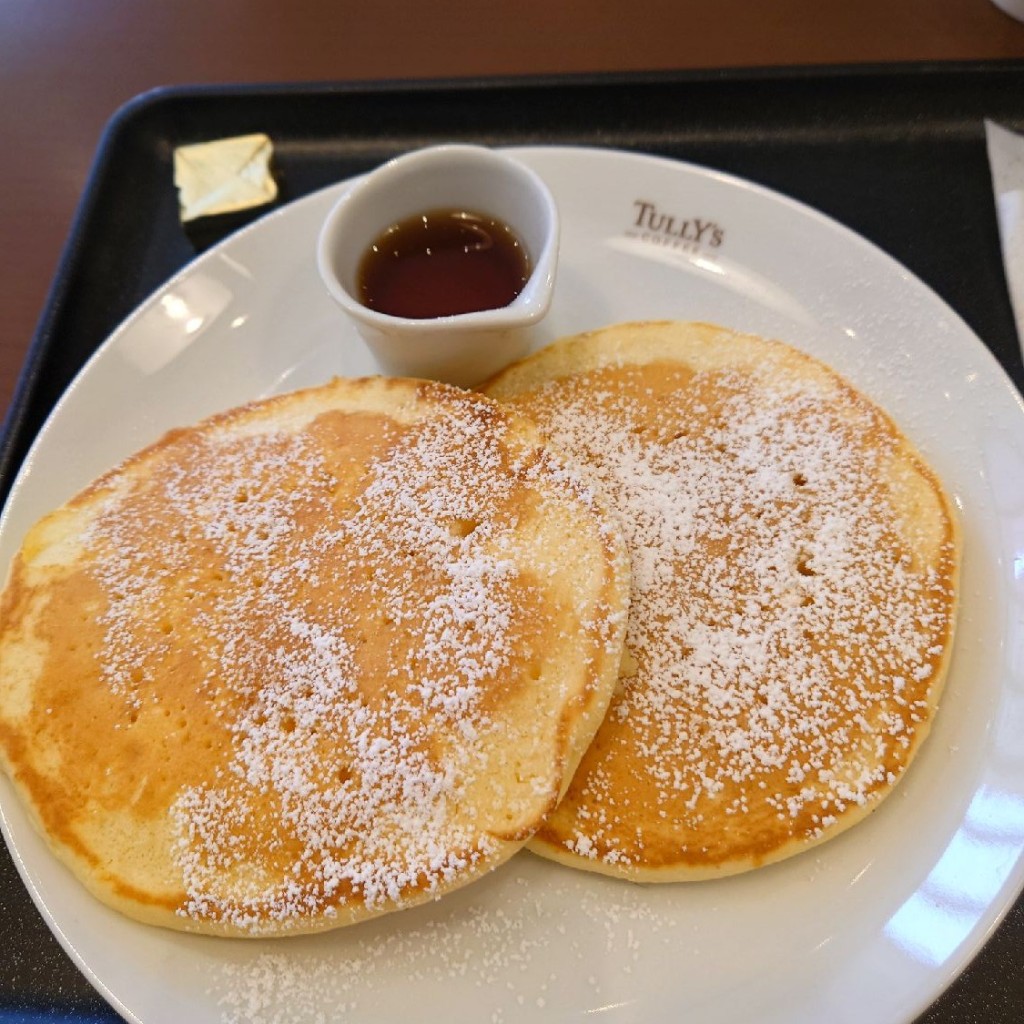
[449,518,480,539]
[796,553,817,577]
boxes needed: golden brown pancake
[0,376,629,934]
[484,321,961,881]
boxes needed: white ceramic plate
[2,146,1024,1024]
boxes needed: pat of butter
[173,133,277,222]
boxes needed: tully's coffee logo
[626,199,725,254]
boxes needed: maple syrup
[357,208,531,319]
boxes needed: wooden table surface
[1,0,1024,417]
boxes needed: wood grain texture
[1,0,1023,416]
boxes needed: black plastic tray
[1,63,1023,1023]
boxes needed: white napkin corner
[985,119,1024,353]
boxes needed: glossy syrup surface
[358,208,531,319]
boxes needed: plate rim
[2,142,1023,1024]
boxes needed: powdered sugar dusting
[74,387,622,931]
[513,356,958,868]
[208,870,678,1023]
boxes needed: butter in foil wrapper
[173,133,279,248]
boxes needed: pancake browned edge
[0,376,629,935]
[483,321,961,882]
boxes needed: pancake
[483,321,961,881]
[0,376,629,935]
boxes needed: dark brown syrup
[357,208,531,319]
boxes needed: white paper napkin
[986,119,1024,352]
